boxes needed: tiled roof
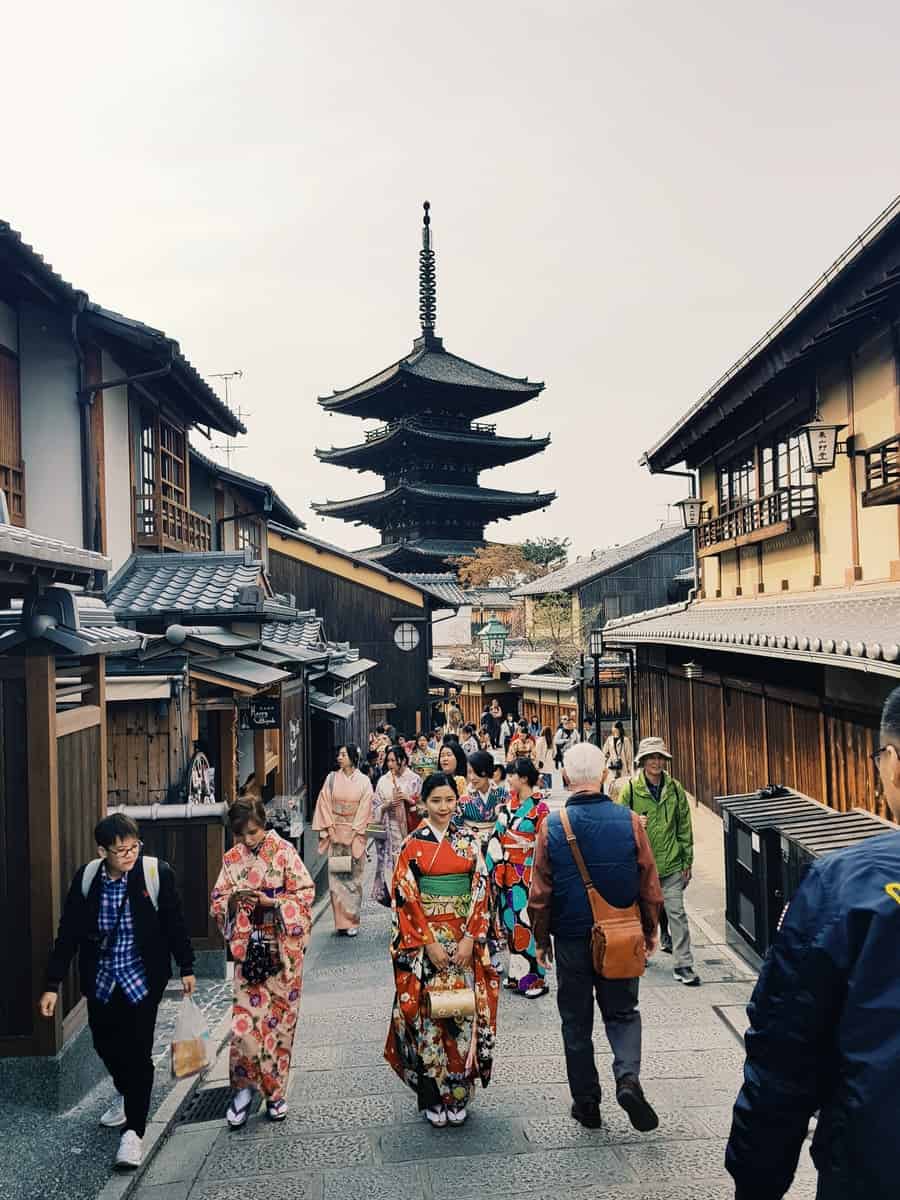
[189,445,303,529]
[317,425,549,468]
[0,521,111,581]
[107,552,267,618]
[464,587,520,607]
[603,587,900,675]
[262,614,324,648]
[360,538,483,562]
[314,482,555,517]
[399,573,467,606]
[0,596,142,657]
[512,526,691,597]
[509,673,577,692]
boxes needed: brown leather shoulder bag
[559,805,646,980]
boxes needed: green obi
[419,872,471,897]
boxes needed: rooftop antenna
[208,370,250,466]
[419,201,438,343]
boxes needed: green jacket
[616,771,693,877]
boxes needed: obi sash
[420,872,471,897]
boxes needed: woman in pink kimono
[371,744,422,906]
[312,744,373,936]
[210,796,314,1128]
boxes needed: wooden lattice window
[236,515,262,558]
[159,418,186,506]
[0,348,24,525]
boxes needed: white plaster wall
[0,300,17,353]
[18,301,83,545]
[101,351,133,571]
[433,604,472,646]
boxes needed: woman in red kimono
[384,772,499,1127]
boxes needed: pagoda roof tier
[318,335,544,421]
[312,481,555,525]
[357,538,487,572]
[316,418,550,470]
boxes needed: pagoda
[313,203,555,574]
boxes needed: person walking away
[371,744,423,906]
[529,743,662,1131]
[39,814,195,1169]
[210,798,314,1127]
[725,685,900,1200]
[528,713,541,737]
[602,721,634,794]
[384,772,499,1126]
[507,719,536,764]
[553,715,580,769]
[618,738,698,985]
[500,712,516,756]
[485,699,503,749]
[486,757,550,998]
[445,692,464,737]
[312,744,373,937]
[534,725,555,790]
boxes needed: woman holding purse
[384,772,499,1127]
[371,744,423,906]
[312,744,373,936]
[210,797,314,1128]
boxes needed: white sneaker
[114,1130,142,1169]
[424,1105,447,1127]
[99,1095,126,1128]
[446,1106,468,1126]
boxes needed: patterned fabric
[94,866,149,1005]
[485,791,550,994]
[312,769,374,930]
[372,768,423,905]
[457,781,508,825]
[211,831,314,1101]
[384,823,499,1111]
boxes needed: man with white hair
[528,742,663,1131]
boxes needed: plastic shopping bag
[170,996,210,1079]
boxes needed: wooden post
[26,652,61,1055]
[218,707,237,805]
[81,655,107,816]
[254,727,267,789]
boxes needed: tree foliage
[521,536,570,570]
[452,543,544,588]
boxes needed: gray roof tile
[107,552,265,618]
[513,526,691,597]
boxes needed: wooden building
[513,525,693,646]
[313,204,554,572]
[268,523,457,735]
[606,195,900,819]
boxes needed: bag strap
[142,856,160,911]
[559,806,616,926]
[81,859,101,898]
[627,781,634,811]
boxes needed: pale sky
[4,1,900,560]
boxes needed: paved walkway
[133,803,820,1200]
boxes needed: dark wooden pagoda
[314,203,555,573]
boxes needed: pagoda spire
[418,200,437,339]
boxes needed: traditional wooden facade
[607,195,900,819]
[313,204,554,572]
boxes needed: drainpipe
[639,456,700,601]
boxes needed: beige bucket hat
[635,736,672,764]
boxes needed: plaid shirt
[93,865,149,1006]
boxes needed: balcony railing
[133,489,212,553]
[697,485,817,556]
[0,459,25,526]
[364,416,497,443]
[861,435,900,507]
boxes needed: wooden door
[0,349,24,524]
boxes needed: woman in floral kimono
[210,797,314,1127]
[371,744,423,906]
[312,744,373,936]
[410,733,437,782]
[485,757,550,999]
[384,772,499,1127]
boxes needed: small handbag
[425,972,476,1019]
[329,854,353,874]
[242,926,279,984]
[559,806,646,980]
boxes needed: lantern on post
[478,617,509,664]
[796,418,847,474]
[588,628,604,733]
[675,496,705,529]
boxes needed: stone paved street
[132,804,821,1200]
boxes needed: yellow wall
[267,528,425,606]
[852,330,899,581]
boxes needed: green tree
[521,537,570,571]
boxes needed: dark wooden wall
[635,649,893,819]
[269,550,430,735]
[107,698,188,807]
[578,539,694,627]
[134,815,224,949]
[0,676,30,1039]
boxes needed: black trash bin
[781,810,896,904]
[718,788,835,957]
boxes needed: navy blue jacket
[726,830,900,1200]
[545,793,641,939]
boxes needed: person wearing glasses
[726,685,900,1200]
[39,814,195,1170]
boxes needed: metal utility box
[718,788,835,957]
[780,810,896,904]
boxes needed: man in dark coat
[39,813,195,1170]
[726,685,900,1200]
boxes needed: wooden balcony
[697,485,817,557]
[861,435,900,507]
[0,459,26,527]
[133,489,212,553]
[364,416,497,442]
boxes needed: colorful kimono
[384,822,499,1111]
[485,791,550,994]
[371,767,423,905]
[410,749,438,782]
[210,831,314,1101]
[312,768,374,930]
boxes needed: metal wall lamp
[796,418,865,473]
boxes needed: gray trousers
[660,871,693,969]
[554,936,641,1102]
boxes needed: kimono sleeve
[391,839,435,952]
[485,804,511,875]
[462,843,491,942]
[277,843,314,948]
[210,859,236,930]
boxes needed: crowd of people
[36,685,900,1199]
